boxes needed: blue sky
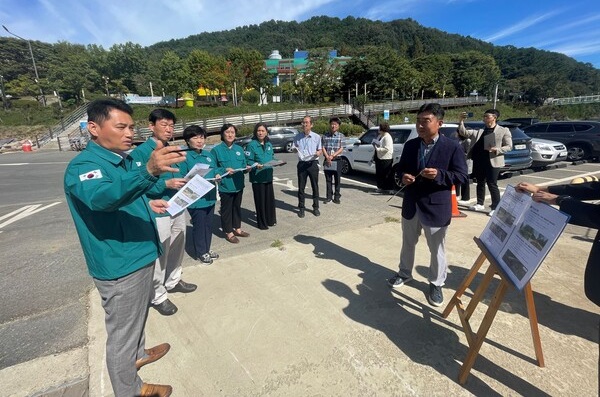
[1,0,599,68]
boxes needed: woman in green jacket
[179,125,220,264]
[246,122,277,230]
[211,124,252,244]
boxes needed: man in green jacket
[64,99,184,397]
[130,109,196,316]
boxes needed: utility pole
[493,82,499,109]
[3,25,47,106]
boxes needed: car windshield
[359,130,378,144]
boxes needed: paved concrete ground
[2,152,598,396]
[85,211,597,396]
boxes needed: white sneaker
[488,210,495,217]
[457,200,471,206]
[470,204,485,211]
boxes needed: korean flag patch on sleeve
[79,169,103,181]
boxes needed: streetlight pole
[2,25,47,106]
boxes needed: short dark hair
[379,122,390,132]
[87,98,133,125]
[220,123,238,141]
[252,122,270,143]
[484,109,500,118]
[417,103,444,120]
[329,117,341,125]
[182,125,207,144]
[148,108,176,124]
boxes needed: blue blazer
[397,134,468,227]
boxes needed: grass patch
[384,216,400,223]
[271,239,284,250]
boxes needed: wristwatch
[555,195,571,206]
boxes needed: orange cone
[451,185,467,218]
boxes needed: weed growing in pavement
[384,216,400,223]
[271,239,284,250]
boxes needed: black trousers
[374,157,394,190]
[188,205,214,258]
[252,182,276,229]
[297,160,319,209]
[323,161,341,200]
[473,160,501,209]
[455,179,471,201]
[220,191,243,233]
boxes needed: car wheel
[392,163,403,187]
[567,144,590,161]
[285,141,294,153]
[339,157,351,175]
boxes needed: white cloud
[484,11,560,42]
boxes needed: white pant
[398,212,448,286]
[152,212,186,305]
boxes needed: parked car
[460,121,533,172]
[502,117,539,128]
[530,138,568,167]
[235,126,299,153]
[339,123,459,175]
[522,121,600,161]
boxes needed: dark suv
[522,121,600,161]
[235,126,299,153]
[502,117,539,128]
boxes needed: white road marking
[0,202,61,229]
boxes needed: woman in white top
[373,122,395,193]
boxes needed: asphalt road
[1,149,599,371]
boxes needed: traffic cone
[451,185,467,218]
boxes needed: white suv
[339,123,459,175]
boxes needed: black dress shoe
[153,299,178,316]
[333,198,341,204]
[313,208,320,216]
[298,208,305,218]
[169,280,197,293]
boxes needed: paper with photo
[479,184,569,290]
[184,163,210,179]
[167,175,215,216]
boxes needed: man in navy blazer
[388,103,468,306]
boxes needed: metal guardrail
[38,103,89,148]
[133,105,351,142]
[545,95,600,106]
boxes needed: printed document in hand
[167,175,215,216]
[323,160,337,171]
[226,162,258,175]
[263,159,287,167]
[479,185,570,290]
[371,138,381,146]
[184,163,210,179]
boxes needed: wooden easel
[442,237,545,384]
